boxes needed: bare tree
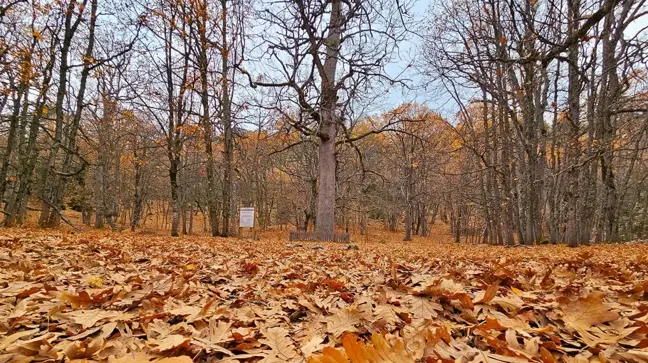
[245,0,413,238]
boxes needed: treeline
[0,0,646,245]
[424,0,648,245]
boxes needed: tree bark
[315,0,342,239]
[220,0,234,237]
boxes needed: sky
[364,0,458,118]
[242,0,452,122]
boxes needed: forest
[1,0,648,362]
[0,0,647,246]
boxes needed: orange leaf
[308,333,414,363]
[476,280,500,304]
[539,347,556,363]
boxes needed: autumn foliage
[1,230,648,362]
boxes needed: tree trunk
[38,0,85,226]
[131,137,144,232]
[565,0,582,248]
[315,0,342,239]
[220,0,234,237]
[41,0,96,228]
[404,206,412,241]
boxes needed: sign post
[239,207,256,240]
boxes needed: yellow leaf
[84,275,104,288]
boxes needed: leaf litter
[1,231,648,362]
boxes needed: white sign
[239,207,255,228]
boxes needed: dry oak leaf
[193,318,234,355]
[5,333,58,359]
[612,349,648,362]
[474,280,501,304]
[56,310,120,329]
[327,308,362,338]
[418,279,474,310]
[405,296,441,320]
[197,318,233,343]
[0,329,39,351]
[108,352,193,363]
[0,353,33,363]
[54,289,112,309]
[373,304,402,326]
[0,282,42,298]
[300,335,326,357]
[259,326,298,361]
[148,335,191,353]
[308,333,414,363]
[63,336,106,360]
[559,292,619,332]
[7,298,30,319]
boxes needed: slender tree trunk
[565,0,582,247]
[0,82,27,206]
[42,0,97,227]
[4,69,53,226]
[196,1,219,236]
[131,150,143,232]
[170,161,180,236]
[597,9,621,242]
[220,0,234,237]
[38,0,86,226]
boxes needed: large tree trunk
[317,118,337,237]
[315,0,341,239]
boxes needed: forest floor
[0,224,647,363]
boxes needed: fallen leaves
[559,292,620,331]
[55,309,121,329]
[405,296,440,320]
[326,308,362,338]
[309,334,414,363]
[0,329,39,351]
[0,230,647,362]
[259,327,298,361]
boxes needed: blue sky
[378,0,458,117]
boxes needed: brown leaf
[0,329,39,351]
[259,327,297,361]
[559,292,619,332]
[108,353,193,363]
[326,308,362,338]
[147,335,190,353]
[475,280,500,304]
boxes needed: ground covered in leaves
[1,230,648,363]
